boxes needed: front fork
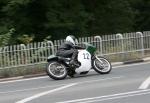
[92,55,104,67]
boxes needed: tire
[92,56,112,74]
[46,61,68,80]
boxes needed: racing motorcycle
[46,43,112,80]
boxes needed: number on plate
[83,53,89,59]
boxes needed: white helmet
[66,35,76,45]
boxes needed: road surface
[0,62,150,103]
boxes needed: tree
[44,0,91,39]
[130,0,150,31]
[82,0,135,34]
[0,0,147,45]
[1,0,48,42]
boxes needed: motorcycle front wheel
[46,61,67,80]
[92,56,112,74]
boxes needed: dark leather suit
[56,41,83,59]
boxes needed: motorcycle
[46,43,112,80]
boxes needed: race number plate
[75,50,92,73]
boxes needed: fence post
[94,36,102,56]
[0,48,3,69]
[136,32,144,58]
[47,41,54,55]
[3,46,9,67]
[41,42,46,62]
[20,44,27,64]
[116,33,124,61]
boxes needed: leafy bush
[17,34,34,44]
[0,28,15,46]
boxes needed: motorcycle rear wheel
[92,56,112,74]
[46,61,67,80]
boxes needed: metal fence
[0,31,150,69]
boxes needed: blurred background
[1,0,150,78]
[0,0,150,45]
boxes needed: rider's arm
[65,41,85,49]
[74,45,85,49]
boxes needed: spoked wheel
[92,56,112,74]
[46,61,67,80]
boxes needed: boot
[70,50,80,67]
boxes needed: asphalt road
[0,62,150,103]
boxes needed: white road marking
[0,61,150,84]
[15,83,77,103]
[0,76,48,84]
[139,76,150,89]
[57,89,150,103]
[79,91,150,103]
[0,76,123,94]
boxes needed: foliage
[82,0,135,34]
[0,28,15,46]
[129,0,150,31]
[0,0,149,45]
[17,34,33,44]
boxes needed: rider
[56,35,83,67]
